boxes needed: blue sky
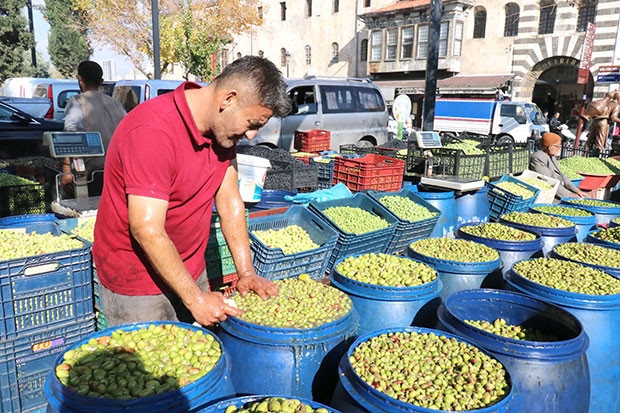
[30,0,136,79]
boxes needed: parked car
[32,79,81,120]
[0,100,64,159]
[0,96,52,118]
[238,76,389,151]
[112,79,186,112]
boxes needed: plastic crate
[487,175,540,221]
[310,155,336,182]
[0,227,94,340]
[513,170,559,204]
[208,272,238,297]
[308,193,398,270]
[486,145,512,179]
[368,188,441,254]
[248,205,338,280]
[290,151,320,166]
[339,144,377,156]
[375,146,408,161]
[264,161,318,192]
[206,250,236,278]
[0,177,45,218]
[510,144,530,175]
[294,129,331,152]
[56,217,96,245]
[333,154,405,192]
[430,148,487,179]
[404,140,427,177]
[95,311,109,331]
[0,317,95,413]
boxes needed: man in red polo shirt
[92,56,291,327]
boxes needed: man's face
[213,98,273,149]
[546,142,562,157]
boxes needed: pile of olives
[464,318,557,342]
[518,178,554,191]
[322,206,390,235]
[349,330,509,410]
[70,219,96,243]
[0,173,39,187]
[459,223,537,241]
[224,397,330,413]
[252,225,319,255]
[409,238,500,263]
[564,198,620,208]
[590,226,620,244]
[531,205,593,217]
[558,157,620,179]
[513,258,620,295]
[55,323,222,399]
[0,230,83,261]
[500,211,574,228]
[444,139,485,155]
[493,181,535,199]
[378,195,438,223]
[554,242,620,268]
[336,252,437,287]
[231,275,352,329]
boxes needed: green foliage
[0,0,36,83]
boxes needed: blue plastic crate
[56,217,96,246]
[0,317,95,413]
[308,193,398,270]
[487,175,540,222]
[369,188,441,254]
[0,226,94,340]
[248,205,338,280]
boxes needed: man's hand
[185,290,243,326]
[236,273,279,299]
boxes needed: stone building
[230,0,620,128]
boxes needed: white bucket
[236,153,271,203]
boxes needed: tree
[0,0,36,83]
[44,0,92,77]
[72,0,262,78]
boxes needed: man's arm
[127,194,242,325]
[215,160,279,298]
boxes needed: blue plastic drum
[528,203,597,242]
[455,185,490,227]
[415,188,457,238]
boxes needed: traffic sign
[597,73,620,83]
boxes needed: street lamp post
[285,52,291,77]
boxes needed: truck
[431,98,549,144]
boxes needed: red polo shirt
[92,82,235,295]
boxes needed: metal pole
[354,0,359,77]
[152,0,161,79]
[26,0,37,67]
[422,0,442,131]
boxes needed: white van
[32,79,81,120]
[239,76,389,151]
[112,79,184,112]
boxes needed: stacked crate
[0,174,45,218]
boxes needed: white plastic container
[236,154,271,203]
[514,170,559,204]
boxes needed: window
[289,86,317,115]
[439,22,449,57]
[306,0,312,17]
[539,0,556,35]
[364,0,370,7]
[401,26,414,59]
[331,43,339,63]
[280,48,287,67]
[504,3,520,37]
[305,45,311,65]
[320,86,384,114]
[454,22,463,57]
[280,2,286,21]
[417,25,429,58]
[577,0,597,32]
[371,31,382,61]
[334,0,339,13]
[473,7,487,39]
[385,28,398,60]
[361,39,368,62]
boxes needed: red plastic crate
[333,154,405,192]
[294,129,331,152]
[208,272,238,297]
[291,151,320,166]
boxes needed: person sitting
[529,132,586,201]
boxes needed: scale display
[412,131,442,149]
[44,132,105,158]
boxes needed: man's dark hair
[78,61,104,87]
[215,56,291,118]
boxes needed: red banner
[577,22,596,84]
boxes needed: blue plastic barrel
[549,242,620,278]
[0,213,59,234]
[505,263,620,413]
[456,223,543,276]
[498,217,577,256]
[455,185,490,227]
[415,188,457,238]
[44,321,235,413]
[529,203,597,242]
[195,394,340,412]
[216,308,359,405]
[329,254,443,335]
[584,229,620,251]
[437,289,590,413]
[561,197,620,226]
[331,326,517,413]
[611,218,620,228]
[407,241,501,301]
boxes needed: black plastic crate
[339,144,377,156]
[264,161,318,192]
[510,144,531,175]
[405,141,426,177]
[486,145,512,179]
[0,176,45,218]
[431,148,486,179]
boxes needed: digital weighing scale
[43,131,105,217]
[410,131,486,193]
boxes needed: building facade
[231,0,620,128]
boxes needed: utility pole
[422,0,441,131]
[26,0,37,67]
[152,0,161,79]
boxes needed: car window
[33,86,48,99]
[58,90,80,109]
[0,105,14,120]
[156,89,175,96]
[356,87,385,112]
[113,86,141,112]
[321,86,356,114]
[289,86,317,115]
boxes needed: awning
[374,74,514,96]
